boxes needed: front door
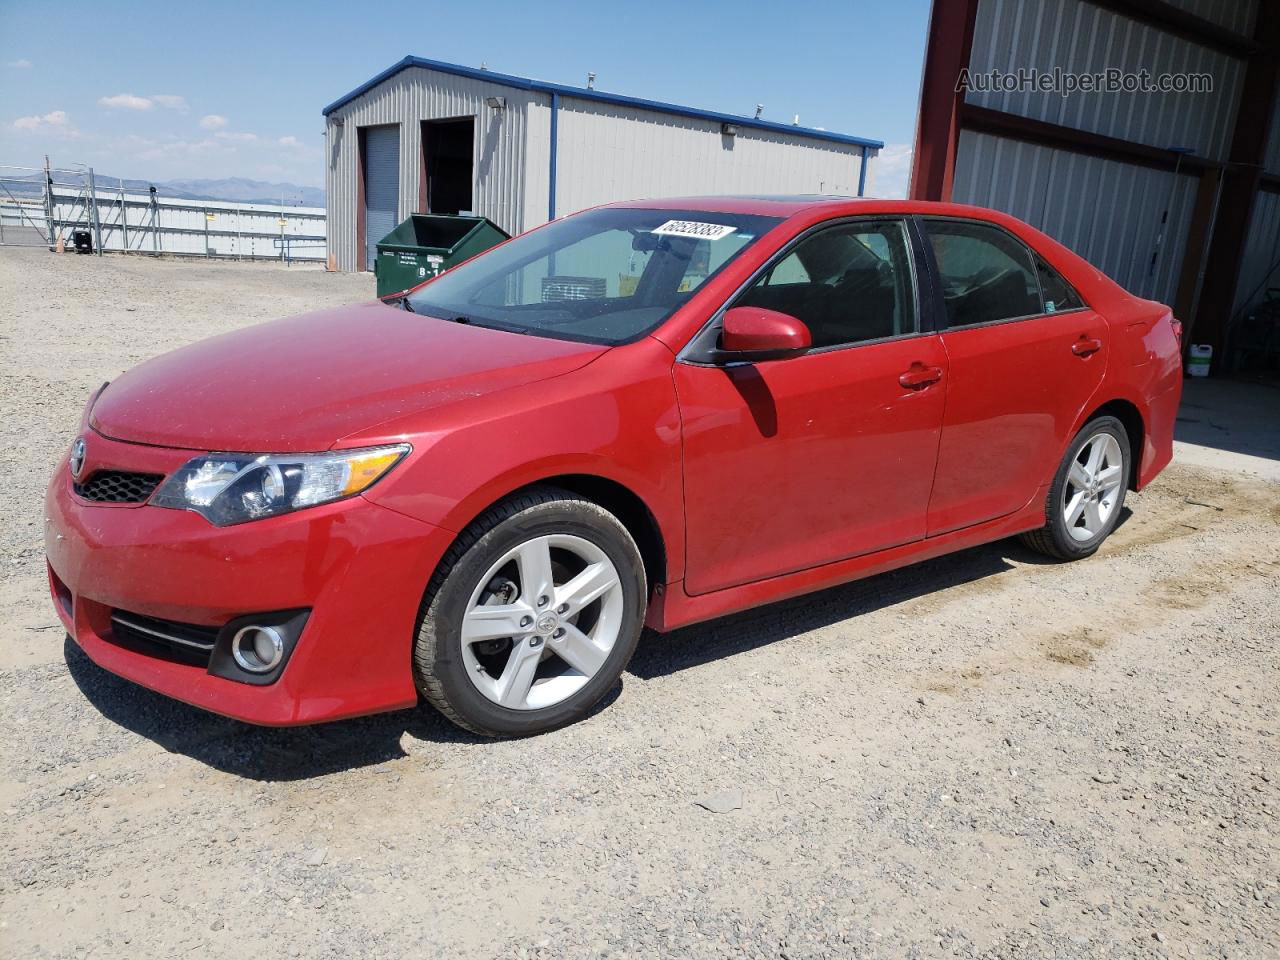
[676,218,948,596]
[920,218,1108,535]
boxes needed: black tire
[413,487,647,737]
[1020,415,1131,561]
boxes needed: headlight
[152,444,410,526]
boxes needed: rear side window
[1034,255,1084,313]
[735,219,917,349]
[924,220,1042,327]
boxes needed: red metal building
[911,0,1280,374]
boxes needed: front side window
[405,208,778,345]
[925,220,1042,327]
[734,219,917,349]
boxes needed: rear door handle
[899,364,943,389]
[1072,336,1103,357]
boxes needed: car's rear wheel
[1020,415,1130,561]
[413,487,646,737]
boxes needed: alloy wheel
[1061,432,1124,542]
[459,534,624,710]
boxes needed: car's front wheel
[1021,415,1131,561]
[413,488,647,737]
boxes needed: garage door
[363,125,400,271]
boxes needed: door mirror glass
[718,307,812,361]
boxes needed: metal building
[322,56,883,272]
[911,0,1279,373]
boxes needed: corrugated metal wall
[1234,189,1280,313]
[1161,0,1257,35]
[325,66,536,271]
[952,129,1198,303]
[547,97,870,218]
[326,66,876,271]
[1266,79,1280,175]
[967,0,1244,160]
[951,0,1258,308]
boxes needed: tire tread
[1018,415,1129,562]
[412,486,641,737]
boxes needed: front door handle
[1072,336,1103,357]
[899,363,943,389]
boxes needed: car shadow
[629,534,1046,679]
[64,635,622,781]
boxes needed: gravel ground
[2,247,1277,960]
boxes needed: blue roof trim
[322,55,884,151]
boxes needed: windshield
[404,208,780,345]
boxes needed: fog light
[231,625,285,673]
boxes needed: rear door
[676,217,948,595]
[921,218,1107,536]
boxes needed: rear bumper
[45,436,454,726]
[1138,377,1182,489]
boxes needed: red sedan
[45,197,1182,736]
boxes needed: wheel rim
[1062,432,1124,542]
[460,534,624,711]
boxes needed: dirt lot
[2,247,1277,959]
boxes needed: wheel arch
[520,474,667,595]
[1077,398,1146,490]
[438,471,670,601]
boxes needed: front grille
[74,470,163,504]
[109,611,219,667]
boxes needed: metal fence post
[150,186,159,254]
[87,167,103,255]
[119,178,129,252]
[43,156,56,250]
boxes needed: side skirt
[646,484,1049,632]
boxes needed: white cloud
[98,93,154,111]
[7,58,32,68]
[150,94,188,111]
[199,113,227,130]
[216,131,257,142]
[869,142,913,199]
[12,109,75,134]
[137,137,227,161]
[277,135,303,147]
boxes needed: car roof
[604,195,1013,221]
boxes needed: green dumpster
[374,214,510,297]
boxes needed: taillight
[1170,316,1183,347]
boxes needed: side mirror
[716,307,811,363]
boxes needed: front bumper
[45,433,455,726]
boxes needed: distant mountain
[159,177,325,207]
[6,171,324,207]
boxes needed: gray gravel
[2,247,1278,959]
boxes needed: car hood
[90,301,606,452]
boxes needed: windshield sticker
[652,220,738,241]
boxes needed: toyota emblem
[69,437,87,479]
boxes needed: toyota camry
[45,197,1182,736]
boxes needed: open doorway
[421,118,474,215]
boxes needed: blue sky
[0,0,930,196]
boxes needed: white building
[323,56,883,272]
